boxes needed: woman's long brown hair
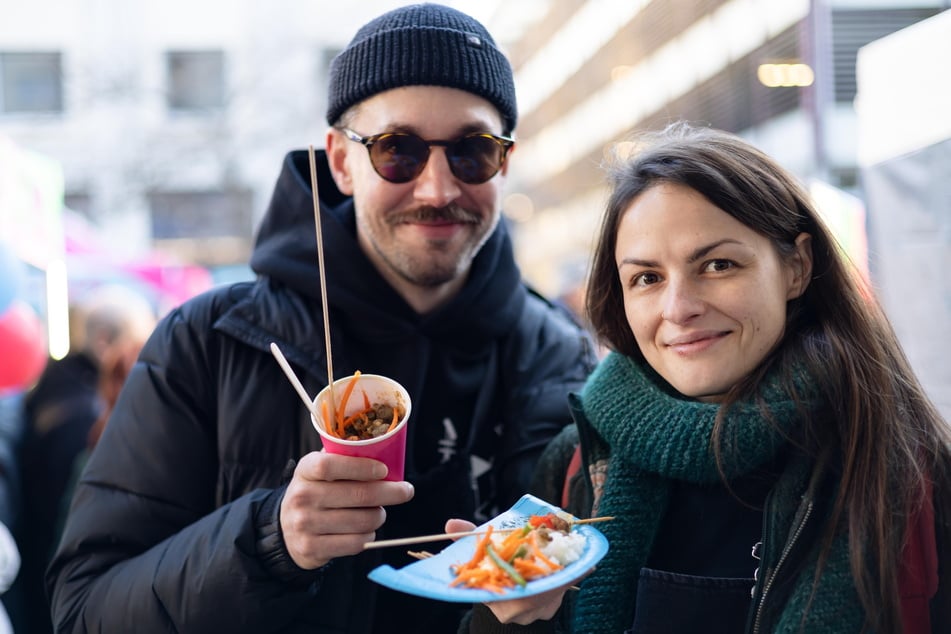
[585,122,951,632]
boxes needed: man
[47,4,596,633]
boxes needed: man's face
[327,86,509,303]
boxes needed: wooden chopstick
[307,144,336,418]
[364,516,614,550]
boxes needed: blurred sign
[0,134,65,270]
[64,209,213,315]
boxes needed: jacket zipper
[752,499,814,634]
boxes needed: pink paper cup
[311,374,411,481]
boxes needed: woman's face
[615,183,812,402]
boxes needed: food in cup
[311,372,412,481]
[319,371,408,441]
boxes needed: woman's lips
[666,330,729,355]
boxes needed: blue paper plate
[367,494,609,603]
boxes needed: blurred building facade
[495,0,948,295]
[489,0,950,418]
[0,0,498,274]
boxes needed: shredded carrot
[321,399,331,433]
[336,418,347,439]
[323,372,406,441]
[450,567,490,587]
[453,525,494,574]
[512,558,552,578]
[386,406,400,433]
[449,519,576,593]
[496,528,528,561]
[343,408,372,426]
[334,371,362,437]
[528,531,562,571]
[451,566,514,593]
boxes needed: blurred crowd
[0,281,156,634]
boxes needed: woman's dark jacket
[46,150,597,634]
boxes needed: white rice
[540,530,586,566]
[485,527,586,572]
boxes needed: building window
[0,51,63,114]
[64,191,93,217]
[166,50,225,111]
[831,7,942,103]
[321,47,342,75]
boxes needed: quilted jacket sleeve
[493,296,597,512]
[46,295,320,633]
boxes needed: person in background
[16,284,155,634]
[53,325,153,548]
[0,393,24,634]
[452,123,951,633]
[47,4,597,633]
[0,515,18,634]
[84,334,146,451]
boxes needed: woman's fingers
[444,518,477,535]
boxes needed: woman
[453,123,950,633]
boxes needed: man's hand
[281,451,414,569]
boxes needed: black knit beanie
[326,3,517,133]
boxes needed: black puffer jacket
[47,150,597,634]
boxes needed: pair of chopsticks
[363,516,614,550]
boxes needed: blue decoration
[0,242,24,315]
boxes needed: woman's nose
[661,278,705,323]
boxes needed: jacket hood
[249,150,526,344]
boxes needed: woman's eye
[704,259,734,273]
[632,271,661,287]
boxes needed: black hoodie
[48,150,597,634]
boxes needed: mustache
[388,205,482,225]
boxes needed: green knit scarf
[571,352,864,634]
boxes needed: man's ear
[325,127,354,195]
[499,141,516,176]
[786,232,814,300]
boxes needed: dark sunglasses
[339,127,515,185]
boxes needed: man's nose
[412,148,462,207]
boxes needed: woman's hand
[443,519,577,626]
[483,584,570,625]
[445,518,477,534]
